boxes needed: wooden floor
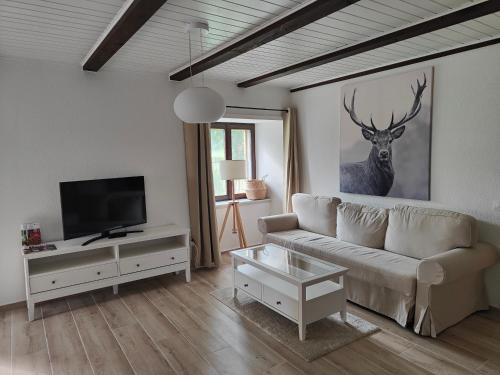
[2,253,500,375]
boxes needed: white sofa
[258,193,498,337]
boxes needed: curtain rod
[226,105,288,112]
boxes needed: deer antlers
[387,74,427,131]
[343,89,378,133]
[344,74,427,132]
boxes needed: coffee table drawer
[263,286,298,320]
[30,262,118,294]
[235,271,261,299]
[120,248,187,275]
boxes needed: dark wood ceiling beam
[290,37,500,92]
[168,0,360,81]
[238,0,500,88]
[82,0,167,72]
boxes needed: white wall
[0,59,189,305]
[0,58,291,306]
[256,120,284,215]
[291,45,500,307]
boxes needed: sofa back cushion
[337,203,388,249]
[292,193,341,237]
[385,205,478,259]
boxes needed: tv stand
[23,225,190,321]
[82,229,144,246]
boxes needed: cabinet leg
[299,322,306,341]
[27,300,35,322]
[185,267,191,283]
[113,285,119,295]
[340,308,347,322]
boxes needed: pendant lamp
[173,21,225,123]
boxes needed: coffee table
[231,243,348,341]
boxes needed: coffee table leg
[299,284,306,341]
[232,255,238,298]
[339,275,347,322]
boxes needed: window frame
[211,123,256,201]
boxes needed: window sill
[215,198,271,208]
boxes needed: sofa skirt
[345,275,414,327]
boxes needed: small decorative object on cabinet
[245,176,267,200]
[21,223,42,246]
[23,225,190,321]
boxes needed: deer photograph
[340,68,433,200]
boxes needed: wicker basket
[244,179,267,200]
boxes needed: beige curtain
[283,107,300,213]
[183,123,221,269]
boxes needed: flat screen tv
[60,176,147,242]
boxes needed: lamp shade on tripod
[219,160,247,181]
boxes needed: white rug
[211,287,379,362]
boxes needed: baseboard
[0,300,26,312]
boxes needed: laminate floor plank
[263,362,307,375]
[92,290,175,375]
[141,281,228,356]
[66,294,134,375]
[348,302,487,371]
[144,280,273,375]
[400,344,480,375]
[118,286,219,375]
[477,359,500,375]
[160,276,284,372]
[0,309,12,375]
[347,337,433,375]
[367,330,415,354]
[41,299,93,375]
[326,345,393,375]
[11,306,51,375]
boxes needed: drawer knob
[51,280,56,284]
[97,271,101,275]
[136,264,140,267]
[171,256,175,260]
[244,283,249,287]
[276,301,282,305]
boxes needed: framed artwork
[340,67,433,200]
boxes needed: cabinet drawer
[120,248,187,275]
[262,286,298,320]
[30,262,118,294]
[235,271,261,299]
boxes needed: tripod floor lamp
[218,160,248,248]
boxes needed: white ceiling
[1,0,499,89]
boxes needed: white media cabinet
[23,225,190,321]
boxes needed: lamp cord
[200,28,205,88]
[188,30,193,87]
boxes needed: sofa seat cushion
[266,229,418,297]
[385,205,478,259]
[337,203,388,249]
[292,194,341,237]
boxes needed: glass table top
[232,244,345,281]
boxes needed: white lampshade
[174,87,226,123]
[219,160,247,180]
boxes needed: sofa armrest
[417,242,498,285]
[258,213,298,235]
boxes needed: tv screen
[60,176,147,240]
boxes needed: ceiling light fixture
[173,21,225,124]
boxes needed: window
[210,123,256,201]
